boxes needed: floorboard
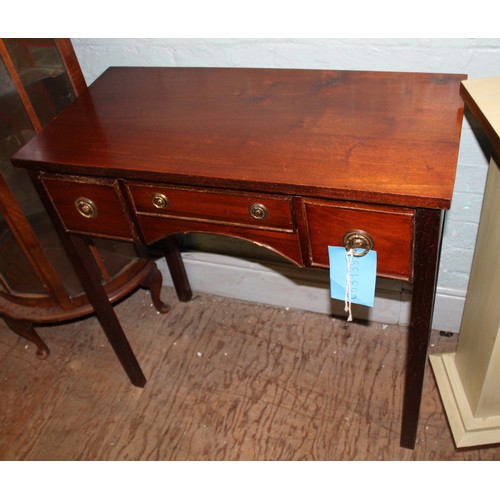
[1,287,499,460]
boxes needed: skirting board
[429,353,500,448]
[156,252,465,333]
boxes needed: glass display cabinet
[0,38,165,358]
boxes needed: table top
[460,76,500,158]
[13,67,466,209]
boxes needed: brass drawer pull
[248,202,268,220]
[75,197,98,219]
[343,230,374,257]
[152,192,169,210]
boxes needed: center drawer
[126,182,295,232]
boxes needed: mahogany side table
[12,67,466,449]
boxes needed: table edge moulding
[11,67,467,450]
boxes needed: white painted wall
[72,38,500,331]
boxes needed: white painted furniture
[430,76,500,447]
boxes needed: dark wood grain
[136,215,304,266]
[304,199,415,280]
[41,175,135,240]
[162,236,193,303]
[10,67,466,449]
[67,234,146,387]
[401,208,443,448]
[12,68,465,209]
[127,182,295,231]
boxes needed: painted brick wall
[71,38,500,328]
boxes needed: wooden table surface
[11,67,467,449]
[14,67,465,209]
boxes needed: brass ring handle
[343,230,374,257]
[152,192,169,210]
[75,197,98,219]
[248,202,268,220]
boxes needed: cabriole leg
[2,316,50,359]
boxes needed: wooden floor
[1,286,499,460]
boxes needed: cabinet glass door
[1,40,139,300]
[0,44,85,298]
[2,38,76,127]
[0,56,48,296]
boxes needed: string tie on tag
[345,249,354,321]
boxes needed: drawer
[303,199,415,280]
[40,176,135,240]
[126,183,295,232]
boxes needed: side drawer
[303,199,415,280]
[40,175,135,240]
[126,182,295,232]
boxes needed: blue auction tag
[328,246,377,307]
